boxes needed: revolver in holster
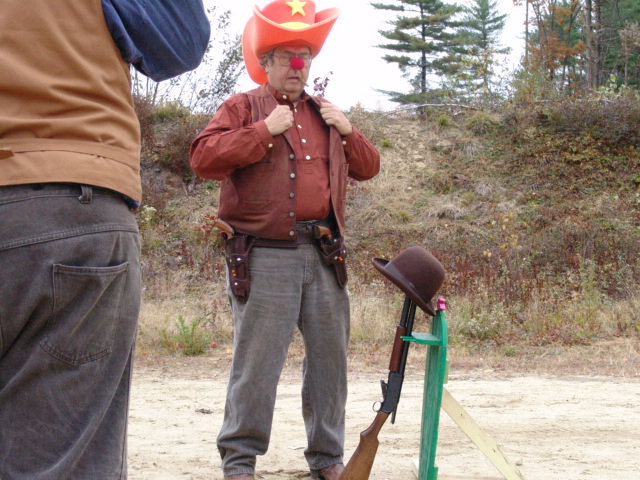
[224,234,253,303]
[313,225,348,289]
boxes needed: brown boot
[311,463,344,480]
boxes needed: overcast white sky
[207,0,527,111]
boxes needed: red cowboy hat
[242,1,340,84]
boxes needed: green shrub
[510,64,561,105]
[159,315,213,356]
[153,100,191,123]
[466,110,499,135]
[435,114,451,128]
[158,114,210,181]
[545,94,640,146]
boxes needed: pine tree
[371,0,463,104]
[457,0,510,93]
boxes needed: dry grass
[134,103,640,366]
[135,261,640,379]
[348,282,405,348]
[446,337,640,377]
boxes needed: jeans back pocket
[41,262,130,365]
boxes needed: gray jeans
[0,183,141,480]
[218,244,349,476]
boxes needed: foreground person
[0,1,209,478]
[190,2,380,479]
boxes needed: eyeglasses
[271,53,312,67]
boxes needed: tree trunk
[593,0,603,88]
[525,0,530,61]
[584,0,595,90]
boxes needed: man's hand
[320,102,353,136]
[264,105,294,136]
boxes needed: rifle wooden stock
[340,297,417,480]
[339,411,390,480]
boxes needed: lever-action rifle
[339,296,417,480]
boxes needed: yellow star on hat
[286,0,307,16]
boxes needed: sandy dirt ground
[128,342,640,480]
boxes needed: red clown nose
[290,56,305,70]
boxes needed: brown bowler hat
[372,246,445,316]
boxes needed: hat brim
[372,257,437,316]
[242,6,340,84]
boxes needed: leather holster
[317,236,348,288]
[225,235,253,303]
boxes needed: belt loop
[78,185,92,204]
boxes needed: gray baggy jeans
[0,183,141,480]
[218,244,349,476]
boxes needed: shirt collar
[266,83,311,106]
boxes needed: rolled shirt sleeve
[102,0,210,81]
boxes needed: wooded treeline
[373,0,640,104]
[521,0,640,91]
[131,2,640,112]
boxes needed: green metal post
[403,297,448,480]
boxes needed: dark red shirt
[190,84,380,239]
[267,85,331,220]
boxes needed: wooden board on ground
[438,387,526,480]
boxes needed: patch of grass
[159,315,213,356]
[348,284,400,350]
[153,100,191,123]
[466,111,500,135]
[435,114,452,129]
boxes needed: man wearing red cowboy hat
[190,2,380,479]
